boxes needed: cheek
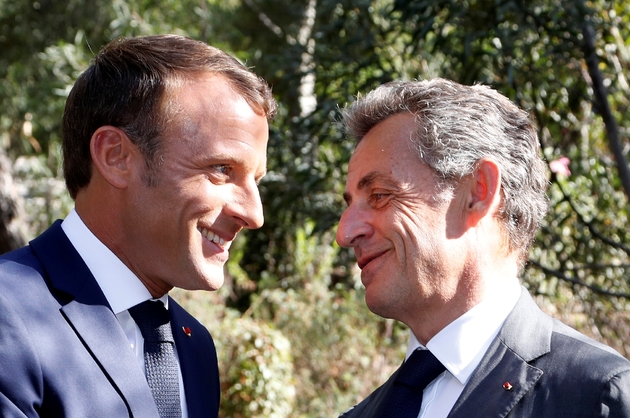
[391,207,424,246]
[193,178,227,203]
[394,213,442,266]
[166,178,215,211]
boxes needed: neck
[406,258,519,345]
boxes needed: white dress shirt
[61,209,188,417]
[405,277,522,418]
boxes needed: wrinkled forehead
[347,113,418,172]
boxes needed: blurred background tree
[1,0,628,416]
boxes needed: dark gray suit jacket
[340,289,630,417]
[0,221,220,417]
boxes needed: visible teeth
[200,228,226,247]
[210,232,224,245]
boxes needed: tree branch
[556,178,630,256]
[529,259,630,299]
[580,9,630,200]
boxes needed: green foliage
[218,312,295,418]
[241,223,407,415]
[3,0,630,415]
[13,151,72,236]
[0,0,113,155]
[171,289,296,418]
[247,286,405,416]
[246,283,407,416]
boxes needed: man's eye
[369,193,389,205]
[213,164,231,175]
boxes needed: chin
[365,293,385,316]
[182,278,224,292]
[196,272,224,291]
[365,292,398,320]
[179,267,225,292]
[207,279,224,291]
[202,267,226,290]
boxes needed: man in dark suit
[0,35,276,417]
[336,78,630,417]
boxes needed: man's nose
[336,204,373,247]
[227,181,264,230]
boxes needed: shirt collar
[61,208,158,314]
[406,278,522,385]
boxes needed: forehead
[169,73,244,116]
[162,74,269,171]
[170,74,266,138]
[347,113,426,185]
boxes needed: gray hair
[342,78,549,264]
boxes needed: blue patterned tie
[379,349,445,418]
[129,300,182,418]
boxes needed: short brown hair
[62,34,276,198]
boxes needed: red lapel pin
[503,382,513,391]
[182,326,192,337]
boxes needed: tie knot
[128,300,173,343]
[395,349,445,391]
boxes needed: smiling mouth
[198,227,231,250]
[358,250,387,269]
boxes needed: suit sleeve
[599,368,630,417]
[0,292,42,417]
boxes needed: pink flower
[549,156,571,176]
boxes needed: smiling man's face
[119,73,269,297]
[336,113,468,323]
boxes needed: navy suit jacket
[0,221,220,417]
[340,289,630,417]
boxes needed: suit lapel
[30,221,160,418]
[447,339,543,418]
[448,290,552,418]
[169,299,219,417]
[338,366,401,418]
[61,301,160,417]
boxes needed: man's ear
[90,126,136,190]
[465,158,502,227]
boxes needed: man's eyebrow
[357,171,391,191]
[343,171,396,204]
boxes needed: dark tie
[128,300,182,418]
[379,349,446,418]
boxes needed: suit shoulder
[0,245,48,296]
[547,318,630,375]
[551,318,626,358]
[0,244,39,269]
